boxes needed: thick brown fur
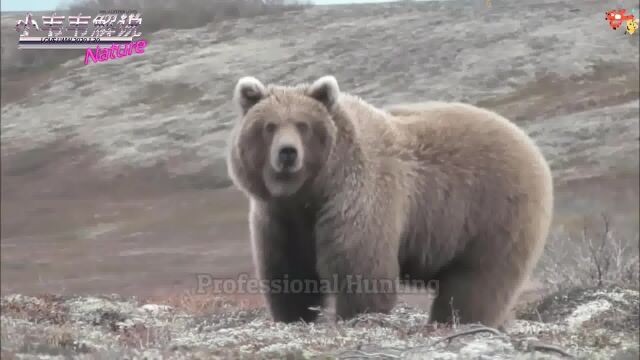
[226,76,553,327]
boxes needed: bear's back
[337,98,552,216]
[392,102,549,187]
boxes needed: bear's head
[227,76,340,199]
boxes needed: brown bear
[226,75,553,327]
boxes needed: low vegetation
[539,214,639,292]
[2,217,638,359]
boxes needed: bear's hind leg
[428,263,526,328]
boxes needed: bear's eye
[264,122,277,134]
[295,121,309,134]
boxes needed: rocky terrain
[1,0,639,358]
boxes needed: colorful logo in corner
[14,10,146,65]
[605,8,639,35]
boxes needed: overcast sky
[1,0,416,12]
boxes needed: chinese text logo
[15,10,143,49]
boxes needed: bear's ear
[233,76,267,115]
[306,75,340,111]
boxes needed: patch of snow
[593,288,637,303]
[66,296,136,322]
[1,294,46,307]
[139,304,173,316]
[402,346,459,360]
[459,337,514,357]
[258,342,304,355]
[565,299,612,329]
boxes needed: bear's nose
[278,146,298,169]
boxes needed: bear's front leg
[250,202,325,323]
[315,202,401,320]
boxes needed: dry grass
[0,294,69,325]
[538,214,640,292]
[142,290,264,316]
